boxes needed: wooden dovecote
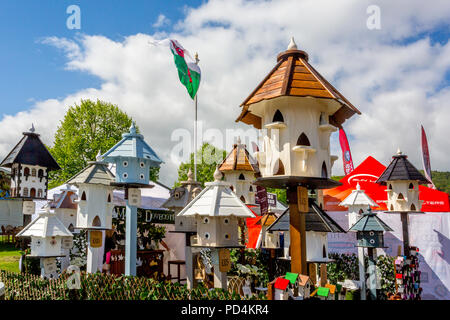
[236,38,360,179]
[66,156,116,230]
[376,150,429,212]
[340,182,379,227]
[177,168,255,248]
[218,138,259,204]
[0,124,60,199]
[16,206,73,257]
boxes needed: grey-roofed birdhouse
[348,207,393,248]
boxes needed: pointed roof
[218,139,259,172]
[0,129,60,170]
[285,272,299,284]
[177,168,255,217]
[339,183,378,208]
[163,170,202,209]
[348,207,393,232]
[376,150,429,184]
[16,207,73,238]
[50,185,77,209]
[236,38,361,129]
[268,199,345,233]
[274,277,290,290]
[66,161,115,186]
[101,122,163,166]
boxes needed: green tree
[48,99,159,188]
[175,142,226,187]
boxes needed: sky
[0,0,449,187]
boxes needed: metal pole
[125,200,137,276]
[194,53,199,182]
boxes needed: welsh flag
[169,40,201,99]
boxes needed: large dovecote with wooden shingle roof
[236,38,360,180]
[376,149,429,212]
[218,138,259,204]
[66,153,116,230]
[0,125,60,200]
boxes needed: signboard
[114,206,175,224]
[297,186,309,213]
[255,186,269,215]
[62,237,73,249]
[219,249,231,272]
[22,201,36,215]
[89,230,103,248]
[267,193,277,207]
[128,188,142,207]
[43,258,57,274]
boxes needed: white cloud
[1,0,450,186]
[152,14,171,28]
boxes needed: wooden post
[287,186,307,275]
[358,246,367,300]
[400,212,410,255]
[125,201,138,276]
[367,247,377,300]
[268,248,276,280]
[308,263,317,286]
[320,263,327,287]
[185,233,194,289]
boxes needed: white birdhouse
[0,125,60,199]
[163,168,202,233]
[50,185,78,232]
[177,167,255,248]
[67,159,115,230]
[339,183,379,227]
[260,213,279,249]
[16,206,73,257]
[235,38,360,179]
[274,277,290,300]
[376,150,430,212]
[218,138,259,204]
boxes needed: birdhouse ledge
[265,121,287,129]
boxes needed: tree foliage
[174,142,226,187]
[48,99,159,188]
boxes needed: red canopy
[324,156,450,212]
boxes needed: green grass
[0,242,22,273]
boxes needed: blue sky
[0,0,203,114]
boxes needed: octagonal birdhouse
[67,157,115,230]
[235,38,360,179]
[340,183,379,227]
[50,185,78,232]
[101,122,162,185]
[177,168,255,248]
[376,150,429,212]
[348,207,393,248]
[0,124,60,200]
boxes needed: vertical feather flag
[339,128,354,175]
[421,125,435,189]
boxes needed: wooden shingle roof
[0,131,60,170]
[376,152,429,184]
[218,141,258,172]
[236,39,360,129]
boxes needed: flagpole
[194,52,199,181]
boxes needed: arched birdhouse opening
[321,162,328,178]
[319,112,328,125]
[397,193,404,200]
[68,224,74,232]
[81,191,87,201]
[359,208,364,214]
[30,188,36,198]
[24,167,30,176]
[240,196,246,203]
[296,133,311,146]
[410,203,416,211]
[273,109,284,123]
[92,216,101,227]
[239,173,245,180]
[322,244,327,258]
[274,159,285,175]
[390,204,394,211]
[408,183,414,190]
[107,193,112,202]
[38,169,44,177]
[249,186,253,192]
[230,186,234,191]
[388,184,392,190]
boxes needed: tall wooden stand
[358,246,367,300]
[400,212,410,255]
[287,186,307,275]
[367,247,377,300]
[185,233,194,289]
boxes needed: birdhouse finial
[356,182,361,190]
[187,168,194,181]
[397,147,402,155]
[29,123,35,133]
[96,150,102,162]
[130,121,136,134]
[213,166,222,182]
[237,136,241,145]
[287,37,297,50]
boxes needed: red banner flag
[339,128,354,175]
[421,125,435,189]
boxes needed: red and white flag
[421,125,435,189]
[339,128,354,175]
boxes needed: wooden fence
[0,270,265,300]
